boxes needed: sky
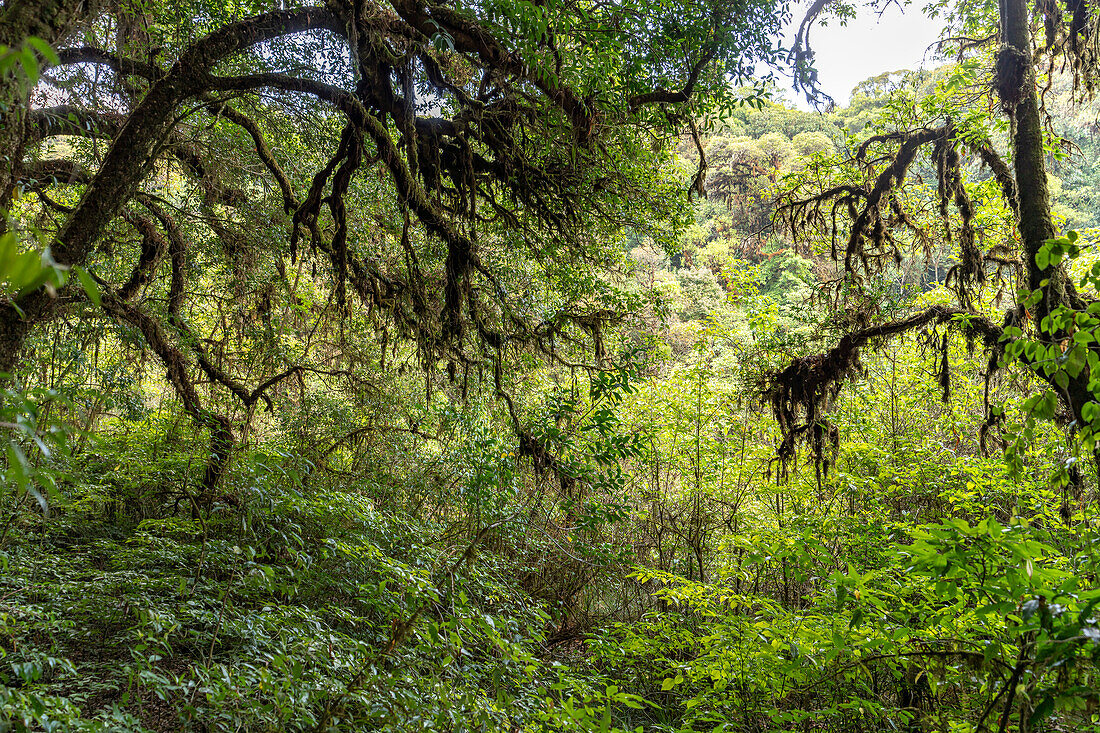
[780,3,948,108]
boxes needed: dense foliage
[3,0,1100,731]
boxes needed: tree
[0,0,785,493]
[769,0,1100,486]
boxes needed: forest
[2,0,1100,730]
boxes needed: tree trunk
[0,6,342,373]
[999,0,1055,299]
[1000,0,1095,423]
[0,0,96,207]
[0,0,100,372]
[0,303,31,375]
[999,0,1087,320]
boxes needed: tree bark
[999,0,1056,300]
[0,6,341,373]
[0,0,98,209]
[999,0,1093,423]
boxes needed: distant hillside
[671,68,1100,286]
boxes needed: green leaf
[1066,346,1087,378]
[6,442,28,488]
[25,37,59,66]
[17,48,38,87]
[1029,695,1056,727]
[73,266,101,307]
